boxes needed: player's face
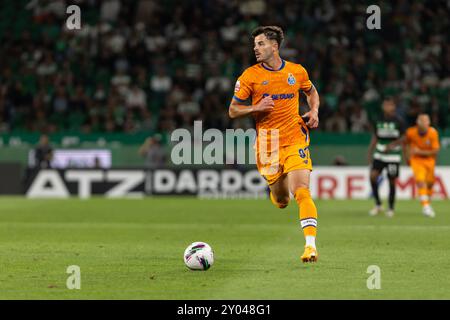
[382,100,396,116]
[417,114,430,131]
[253,34,276,62]
[40,135,48,145]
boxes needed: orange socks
[418,187,430,207]
[294,188,318,238]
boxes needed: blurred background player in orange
[404,114,440,217]
[229,26,320,263]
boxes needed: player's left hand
[385,143,394,152]
[303,109,319,128]
[410,147,419,156]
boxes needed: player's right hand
[256,96,274,112]
[385,143,393,152]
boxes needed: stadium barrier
[20,167,450,199]
[0,163,23,195]
[2,132,450,167]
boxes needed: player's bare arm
[385,135,406,152]
[367,134,377,164]
[402,138,411,165]
[228,96,274,119]
[301,84,320,128]
[410,146,440,157]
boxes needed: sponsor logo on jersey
[262,93,295,100]
[262,80,269,85]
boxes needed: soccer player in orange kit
[229,26,320,263]
[404,114,440,217]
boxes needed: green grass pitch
[0,197,449,299]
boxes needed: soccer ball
[183,242,214,271]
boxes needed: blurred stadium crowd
[0,0,449,135]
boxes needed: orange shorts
[255,143,313,185]
[410,158,436,183]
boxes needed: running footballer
[229,26,320,263]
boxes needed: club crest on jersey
[287,73,296,85]
[262,80,269,85]
[234,80,240,93]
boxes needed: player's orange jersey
[232,59,312,149]
[405,126,440,162]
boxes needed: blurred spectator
[150,67,172,93]
[126,83,147,117]
[205,65,232,93]
[350,104,370,133]
[406,99,422,126]
[177,94,200,117]
[70,85,89,113]
[111,70,131,95]
[138,135,167,168]
[333,155,348,166]
[101,0,121,23]
[93,83,107,104]
[325,102,348,132]
[34,134,53,169]
[52,86,68,114]
[139,109,156,132]
[36,52,57,77]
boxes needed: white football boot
[369,205,383,216]
[385,209,394,218]
[422,205,436,218]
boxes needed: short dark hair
[251,26,284,49]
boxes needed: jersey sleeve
[233,70,252,103]
[431,129,440,149]
[298,65,313,92]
